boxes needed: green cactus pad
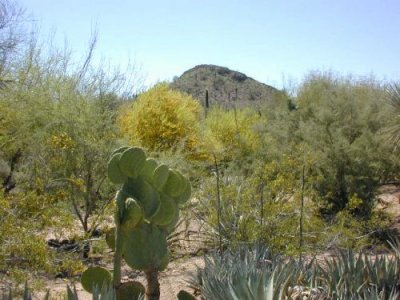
[122,198,143,229]
[159,210,180,233]
[119,147,146,178]
[81,266,112,293]
[163,170,185,197]
[174,176,192,205]
[105,227,116,251]
[107,153,128,184]
[177,290,197,300]
[122,177,160,219]
[159,250,170,271]
[116,281,145,300]
[111,146,130,156]
[122,223,169,272]
[140,158,158,182]
[150,194,177,226]
[115,191,128,221]
[152,164,170,190]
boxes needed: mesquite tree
[81,146,191,300]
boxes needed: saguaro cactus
[81,146,191,300]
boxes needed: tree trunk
[145,268,160,300]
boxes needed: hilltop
[170,64,283,108]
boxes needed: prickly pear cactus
[81,266,112,294]
[108,146,191,300]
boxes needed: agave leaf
[66,285,79,300]
[43,291,50,300]
[23,282,32,300]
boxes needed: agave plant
[189,245,309,300]
[189,246,400,300]
[1,283,39,300]
[311,250,400,300]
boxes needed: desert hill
[171,64,283,108]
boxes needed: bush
[203,106,262,164]
[296,73,393,217]
[0,191,79,287]
[119,83,203,158]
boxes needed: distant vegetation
[1,0,400,298]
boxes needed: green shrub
[296,73,393,217]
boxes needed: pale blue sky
[19,0,400,89]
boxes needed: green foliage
[0,283,40,300]
[296,73,393,217]
[190,246,302,300]
[314,250,400,299]
[0,190,77,287]
[0,32,132,234]
[191,246,400,300]
[203,106,262,163]
[387,83,400,148]
[196,160,325,254]
[66,284,119,300]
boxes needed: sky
[18,0,400,90]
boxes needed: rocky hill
[170,64,283,108]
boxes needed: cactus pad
[107,153,128,184]
[122,223,169,272]
[163,170,185,197]
[105,227,116,251]
[122,198,143,229]
[150,194,177,226]
[177,290,197,300]
[174,176,191,205]
[116,281,145,300]
[119,147,146,178]
[122,177,160,219]
[159,209,180,233]
[115,191,128,221]
[111,146,130,156]
[153,164,170,190]
[81,266,112,293]
[140,158,158,182]
[107,146,192,291]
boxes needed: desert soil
[36,256,203,300]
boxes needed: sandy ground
[33,212,207,299]
[377,184,400,232]
[35,256,204,299]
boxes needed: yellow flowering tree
[119,83,203,157]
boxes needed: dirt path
[35,255,203,299]
[377,184,400,232]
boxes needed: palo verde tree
[296,73,393,217]
[118,83,204,158]
[81,146,191,300]
[0,32,140,234]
